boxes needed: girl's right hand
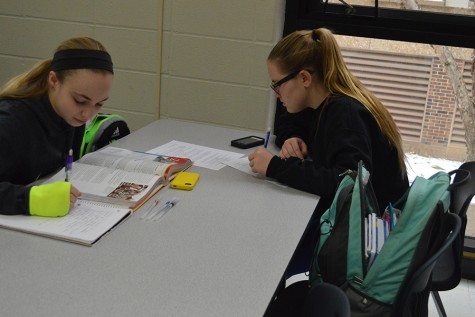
[279,137,308,160]
[70,185,82,210]
[248,148,274,176]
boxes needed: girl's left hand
[248,148,274,176]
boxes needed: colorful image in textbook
[108,182,149,201]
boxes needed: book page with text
[80,147,190,177]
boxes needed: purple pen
[65,149,73,181]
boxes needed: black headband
[51,49,114,73]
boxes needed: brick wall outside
[407,57,470,160]
[422,58,457,147]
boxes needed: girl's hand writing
[70,186,82,210]
[248,148,274,176]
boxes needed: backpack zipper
[339,169,354,177]
[352,275,364,286]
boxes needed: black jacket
[0,95,84,215]
[268,94,409,213]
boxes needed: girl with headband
[0,37,114,217]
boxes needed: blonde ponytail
[0,37,110,99]
[0,60,51,98]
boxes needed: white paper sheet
[148,140,244,170]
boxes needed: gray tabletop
[0,119,318,317]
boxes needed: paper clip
[146,197,179,222]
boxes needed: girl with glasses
[248,28,409,215]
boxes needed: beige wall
[160,0,282,132]
[0,1,283,133]
[0,1,162,132]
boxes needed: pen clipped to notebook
[65,149,73,181]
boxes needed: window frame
[284,0,475,48]
[282,0,475,277]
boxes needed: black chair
[265,280,351,317]
[302,282,351,317]
[394,212,461,317]
[431,161,475,317]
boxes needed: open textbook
[49,147,193,210]
[0,147,192,246]
[0,200,131,246]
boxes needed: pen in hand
[264,127,271,148]
[65,149,73,182]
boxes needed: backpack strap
[347,161,373,284]
[309,172,355,285]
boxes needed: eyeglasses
[270,70,301,94]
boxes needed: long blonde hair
[0,37,109,99]
[268,28,406,174]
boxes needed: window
[282,0,475,276]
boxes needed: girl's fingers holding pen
[69,186,82,209]
[248,148,273,175]
[71,185,81,198]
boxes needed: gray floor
[429,278,475,317]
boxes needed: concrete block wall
[1,1,283,134]
[0,0,161,132]
[160,0,283,132]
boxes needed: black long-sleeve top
[268,94,409,213]
[0,95,84,215]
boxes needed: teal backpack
[309,161,467,316]
[80,113,130,158]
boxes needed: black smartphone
[231,136,265,149]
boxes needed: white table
[0,119,318,317]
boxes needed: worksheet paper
[148,140,244,170]
[223,156,288,188]
[224,156,260,176]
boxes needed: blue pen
[264,128,271,148]
[65,149,73,181]
[148,197,179,222]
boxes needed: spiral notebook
[0,200,131,246]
